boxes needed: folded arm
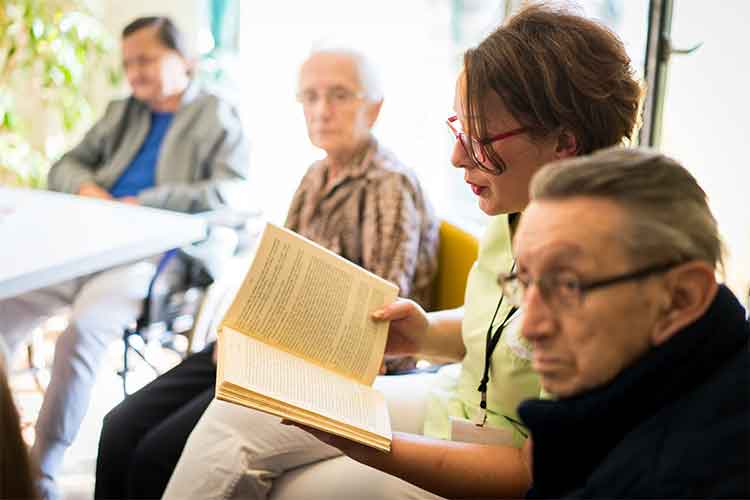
[48,104,114,194]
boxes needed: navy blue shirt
[109,111,174,198]
[521,285,750,499]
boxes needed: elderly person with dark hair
[509,147,749,498]
[0,16,250,499]
[94,46,439,500]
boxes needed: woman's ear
[651,261,719,346]
[554,130,578,159]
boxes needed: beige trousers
[164,372,445,500]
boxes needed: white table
[0,187,207,300]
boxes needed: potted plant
[0,0,118,187]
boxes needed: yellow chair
[432,220,480,311]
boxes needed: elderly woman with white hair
[94,46,439,500]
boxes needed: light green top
[422,214,540,447]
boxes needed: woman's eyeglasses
[446,115,526,175]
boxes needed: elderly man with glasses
[507,147,749,498]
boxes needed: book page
[221,223,398,385]
[220,327,391,440]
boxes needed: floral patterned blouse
[286,138,439,309]
[285,138,440,371]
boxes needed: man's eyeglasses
[497,261,683,309]
[446,115,526,175]
[297,87,364,107]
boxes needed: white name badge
[449,416,515,446]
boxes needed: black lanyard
[476,294,518,426]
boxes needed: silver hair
[301,43,384,102]
[529,147,725,271]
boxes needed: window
[651,0,749,299]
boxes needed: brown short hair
[530,147,725,271]
[463,2,643,171]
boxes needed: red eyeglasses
[447,115,527,174]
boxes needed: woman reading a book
[164,4,643,499]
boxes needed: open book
[215,223,399,452]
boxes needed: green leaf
[1,0,116,182]
[4,111,18,130]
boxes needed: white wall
[100,0,203,53]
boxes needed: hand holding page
[216,223,398,451]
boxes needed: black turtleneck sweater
[519,285,749,499]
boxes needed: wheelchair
[119,214,261,395]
